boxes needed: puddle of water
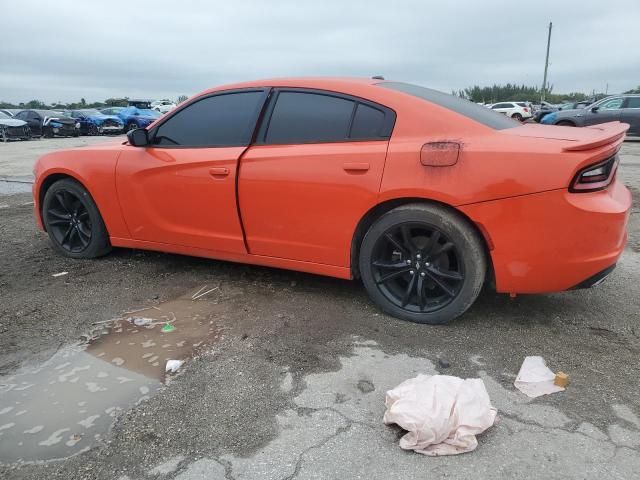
[0,294,222,465]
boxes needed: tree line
[453,84,640,104]
[0,95,189,110]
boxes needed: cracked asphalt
[0,138,639,479]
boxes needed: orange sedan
[32,78,632,324]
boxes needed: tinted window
[265,92,354,144]
[350,104,386,139]
[153,91,264,147]
[15,111,27,119]
[492,103,512,109]
[625,97,640,108]
[598,98,623,110]
[379,82,518,130]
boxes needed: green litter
[161,323,176,333]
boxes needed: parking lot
[1,138,639,479]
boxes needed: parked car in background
[117,106,161,132]
[534,100,593,123]
[64,109,124,135]
[541,95,640,136]
[32,77,631,325]
[100,107,125,116]
[0,111,31,142]
[127,99,152,109]
[489,102,532,121]
[13,109,80,138]
[151,100,176,114]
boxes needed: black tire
[126,122,137,132]
[42,178,111,259]
[88,124,99,136]
[43,128,53,139]
[512,113,523,121]
[359,203,486,324]
[556,120,575,127]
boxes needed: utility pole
[541,22,553,102]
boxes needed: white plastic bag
[383,374,497,456]
[514,356,564,398]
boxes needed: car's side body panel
[33,146,129,237]
[239,141,388,266]
[459,178,630,292]
[115,145,248,254]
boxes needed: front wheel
[42,179,112,259]
[359,203,486,324]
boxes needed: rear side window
[379,82,518,130]
[350,104,386,139]
[152,91,265,147]
[265,92,354,144]
[624,97,640,108]
[263,91,395,144]
[492,103,513,109]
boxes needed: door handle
[209,167,229,177]
[342,162,370,172]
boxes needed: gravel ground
[0,138,639,479]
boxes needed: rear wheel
[42,179,111,259]
[359,203,486,324]
[512,113,523,121]
[127,122,137,132]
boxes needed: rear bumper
[459,179,631,293]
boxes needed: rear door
[491,103,513,116]
[238,89,395,266]
[621,96,640,136]
[116,89,268,253]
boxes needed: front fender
[33,148,130,238]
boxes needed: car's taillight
[523,107,529,112]
[569,155,618,192]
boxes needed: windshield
[379,82,518,130]
[0,111,10,119]
[78,109,102,116]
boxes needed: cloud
[2,0,638,103]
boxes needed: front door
[116,89,268,254]
[239,89,395,267]
[584,97,623,126]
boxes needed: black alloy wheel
[359,203,486,324]
[127,122,137,132]
[370,222,464,314]
[42,179,111,258]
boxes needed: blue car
[118,106,161,132]
[64,109,124,135]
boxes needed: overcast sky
[2,0,638,104]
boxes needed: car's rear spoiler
[562,121,629,152]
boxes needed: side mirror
[591,106,600,113]
[127,128,149,147]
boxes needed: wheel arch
[350,197,495,283]
[555,119,576,126]
[37,173,95,231]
